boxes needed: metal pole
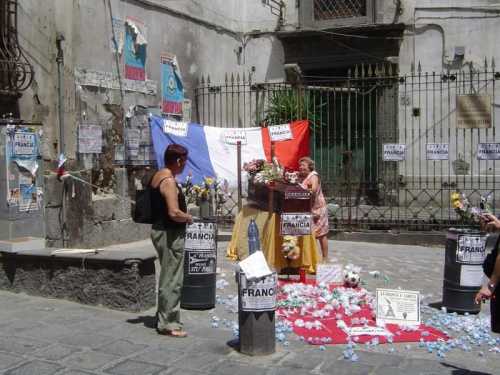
[56,32,69,248]
[237,141,242,213]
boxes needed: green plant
[258,89,325,134]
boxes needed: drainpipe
[56,32,69,248]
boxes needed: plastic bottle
[247,219,260,255]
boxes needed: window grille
[314,0,366,20]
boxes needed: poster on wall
[110,17,124,54]
[19,174,37,212]
[456,94,491,129]
[78,125,102,154]
[161,56,184,115]
[124,16,147,81]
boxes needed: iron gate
[195,62,500,232]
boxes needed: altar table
[226,205,320,274]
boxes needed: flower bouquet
[451,193,491,231]
[282,235,301,260]
[244,158,283,184]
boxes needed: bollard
[181,217,218,310]
[442,228,487,314]
[237,270,277,355]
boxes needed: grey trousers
[151,226,185,331]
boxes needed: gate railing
[195,61,500,232]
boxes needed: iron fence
[195,62,500,232]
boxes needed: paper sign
[239,250,272,279]
[316,263,343,285]
[376,289,420,325]
[477,143,500,160]
[186,249,216,275]
[382,143,406,161]
[163,119,188,137]
[460,265,484,287]
[426,143,449,160]
[239,271,277,312]
[223,130,247,145]
[185,221,216,250]
[268,124,293,141]
[280,213,311,235]
[456,235,487,264]
[343,326,392,337]
[14,133,35,155]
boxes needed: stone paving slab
[0,236,497,375]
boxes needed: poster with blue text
[161,56,183,115]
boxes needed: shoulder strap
[153,175,172,189]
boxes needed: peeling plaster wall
[15,0,287,248]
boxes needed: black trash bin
[181,217,217,310]
[238,270,277,356]
[442,228,488,314]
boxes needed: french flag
[149,114,309,189]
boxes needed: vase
[197,195,213,218]
[442,227,488,314]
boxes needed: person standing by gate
[298,157,329,263]
[151,144,194,338]
[474,212,500,334]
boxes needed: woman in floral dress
[298,157,329,263]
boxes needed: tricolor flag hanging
[148,114,309,189]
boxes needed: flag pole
[237,141,242,213]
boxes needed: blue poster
[161,57,183,115]
[124,22,146,81]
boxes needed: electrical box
[0,120,45,241]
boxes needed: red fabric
[277,278,448,345]
[261,120,310,171]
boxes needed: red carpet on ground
[276,278,448,345]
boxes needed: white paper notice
[238,251,272,279]
[460,265,484,287]
[344,326,392,337]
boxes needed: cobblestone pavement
[0,235,497,375]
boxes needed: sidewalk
[0,236,497,375]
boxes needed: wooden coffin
[247,179,312,214]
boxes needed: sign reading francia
[426,143,449,160]
[477,143,500,160]
[239,272,278,312]
[382,143,406,161]
[223,130,247,145]
[456,235,487,264]
[163,119,188,137]
[185,222,216,250]
[280,213,312,235]
[268,123,293,141]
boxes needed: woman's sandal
[157,328,187,338]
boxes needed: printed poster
[124,16,147,81]
[161,56,183,115]
[19,174,37,212]
[376,289,420,325]
[110,17,124,54]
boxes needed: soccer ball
[344,270,360,288]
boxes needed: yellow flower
[453,200,461,208]
[204,177,213,186]
[200,188,208,197]
[193,185,201,191]
[451,193,460,201]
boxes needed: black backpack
[133,176,168,224]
